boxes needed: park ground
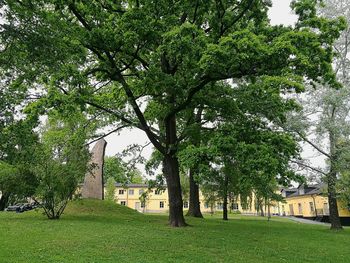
[0,200,349,263]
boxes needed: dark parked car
[5,202,39,213]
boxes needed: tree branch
[290,159,327,176]
[86,125,129,146]
[295,131,331,159]
[114,74,165,154]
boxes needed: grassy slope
[0,199,349,263]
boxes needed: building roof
[281,188,298,197]
[114,183,148,188]
[286,183,326,198]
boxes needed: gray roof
[286,183,326,198]
[114,183,148,188]
[281,188,298,197]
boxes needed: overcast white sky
[101,0,324,178]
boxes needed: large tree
[0,0,343,226]
[283,0,350,230]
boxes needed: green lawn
[0,200,349,263]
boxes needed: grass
[0,199,349,263]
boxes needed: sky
[99,0,323,178]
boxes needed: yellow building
[111,183,350,225]
[281,184,350,225]
[113,184,168,213]
[112,183,265,215]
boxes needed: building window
[231,203,239,210]
[309,202,315,212]
[139,189,144,195]
[160,201,164,208]
[183,201,189,208]
[155,189,162,195]
[120,201,126,206]
[141,202,145,208]
[217,203,223,210]
[204,203,209,209]
[119,189,125,195]
[298,203,303,214]
[129,189,134,195]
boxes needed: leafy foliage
[104,156,144,184]
[105,177,116,202]
[32,113,90,219]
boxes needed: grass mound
[64,199,143,219]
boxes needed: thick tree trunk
[328,131,343,230]
[260,206,264,217]
[328,169,342,230]
[0,192,10,211]
[187,107,203,218]
[223,173,228,220]
[163,154,187,227]
[186,167,203,218]
[163,112,187,227]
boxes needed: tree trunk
[163,112,186,227]
[187,107,203,218]
[0,192,9,211]
[328,169,342,230]
[163,154,187,227]
[223,173,228,220]
[260,206,264,217]
[328,130,343,230]
[186,167,203,218]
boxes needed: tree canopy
[0,0,345,226]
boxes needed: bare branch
[86,125,129,146]
[290,159,328,176]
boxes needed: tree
[1,0,344,226]
[32,113,90,219]
[104,156,144,184]
[185,108,204,218]
[0,162,38,210]
[0,162,18,210]
[139,189,151,213]
[104,156,129,184]
[338,171,350,209]
[105,177,116,202]
[0,108,39,210]
[179,170,190,209]
[201,183,220,215]
[282,0,350,230]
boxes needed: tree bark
[223,173,228,220]
[328,130,343,230]
[186,167,203,218]
[163,113,187,227]
[163,154,187,227]
[187,107,203,218]
[0,192,9,211]
[328,167,343,230]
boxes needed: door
[289,204,294,216]
[323,203,329,215]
